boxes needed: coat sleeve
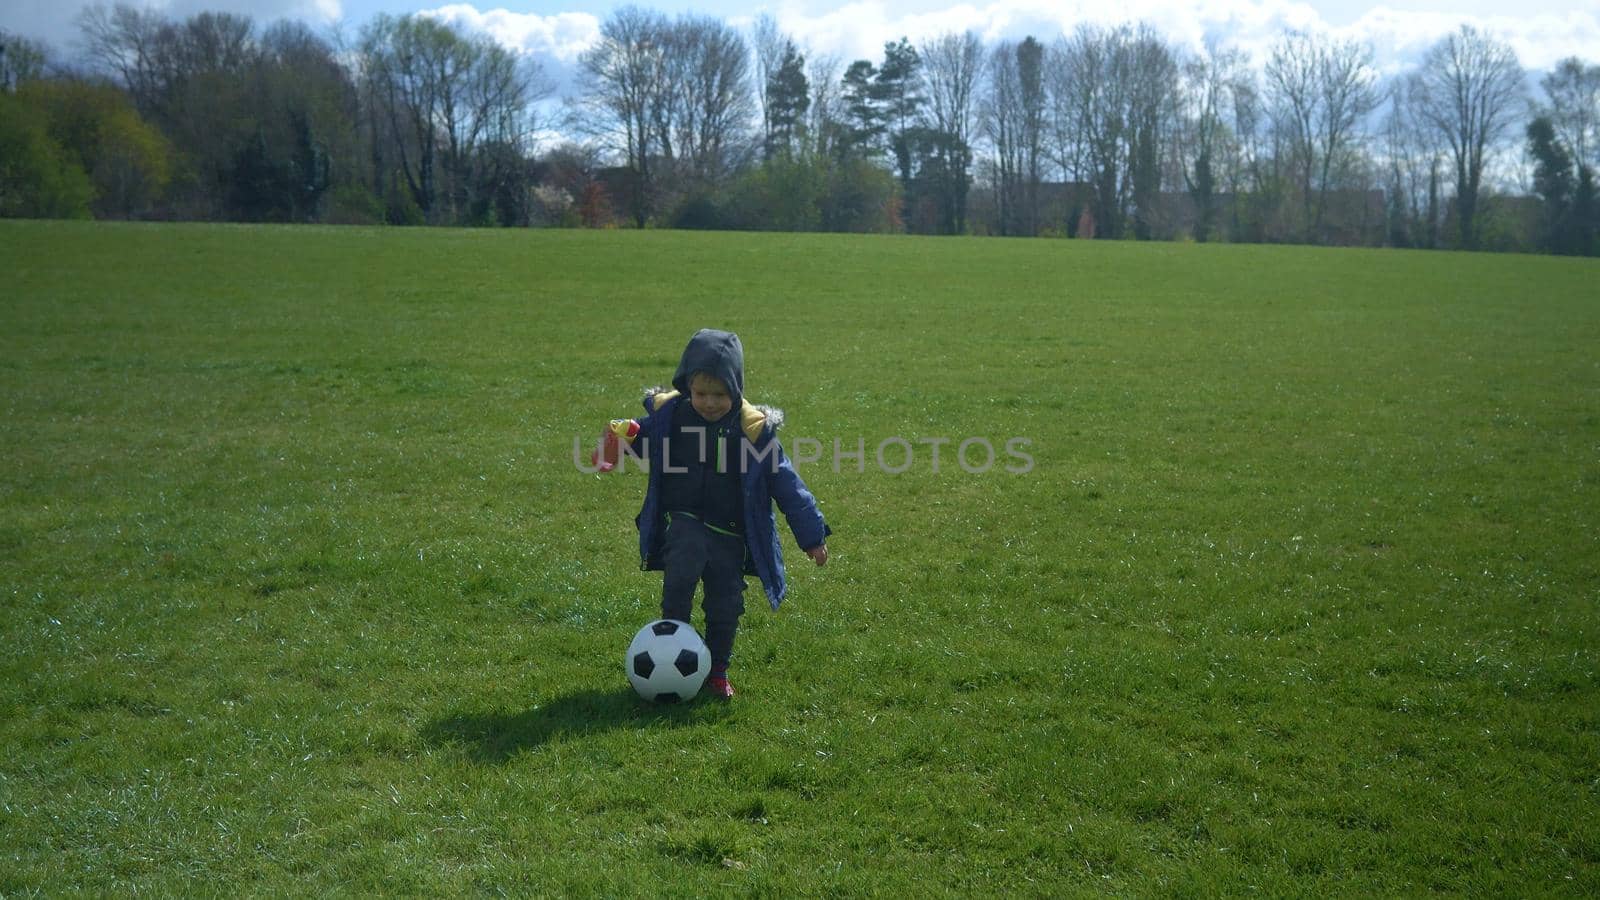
[768,440,831,551]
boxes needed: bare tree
[1265,31,1377,241]
[1412,25,1525,249]
[922,32,983,153]
[1314,37,1378,236]
[805,52,843,159]
[1,29,51,91]
[177,11,254,75]
[573,5,670,226]
[463,34,551,223]
[1125,27,1177,240]
[1383,75,1445,248]
[1541,57,1600,171]
[1227,67,1265,240]
[361,13,544,223]
[920,31,983,232]
[1181,41,1247,241]
[360,14,456,220]
[575,8,751,219]
[981,37,1044,236]
[77,4,184,116]
[79,4,260,216]
[1046,24,1174,239]
[1042,39,1082,186]
[436,34,489,219]
[663,16,753,186]
[1050,25,1130,238]
[79,3,255,104]
[984,41,1025,235]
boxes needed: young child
[597,329,829,699]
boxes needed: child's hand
[806,544,828,567]
[593,419,640,472]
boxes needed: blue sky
[5,0,1597,85]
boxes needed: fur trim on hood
[753,404,784,432]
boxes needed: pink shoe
[705,675,735,699]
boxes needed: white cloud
[754,0,1596,76]
[761,0,1331,64]
[1345,7,1600,74]
[5,0,1593,78]
[417,4,598,62]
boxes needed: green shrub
[0,93,94,219]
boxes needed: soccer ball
[626,619,710,703]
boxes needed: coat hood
[671,328,744,408]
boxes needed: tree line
[2,4,1597,255]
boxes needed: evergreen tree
[1574,164,1598,256]
[901,125,969,234]
[876,38,924,190]
[765,42,808,160]
[841,59,883,158]
[1528,115,1577,254]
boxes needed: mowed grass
[1,220,1597,894]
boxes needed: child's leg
[700,530,748,672]
[660,514,707,623]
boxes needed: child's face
[689,373,732,421]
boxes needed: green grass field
[2,220,1597,894]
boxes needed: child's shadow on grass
[423,687,729,763]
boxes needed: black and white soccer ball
[626,619,710,703]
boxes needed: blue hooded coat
[626,329,829,609]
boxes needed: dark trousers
[660,513,746,670]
